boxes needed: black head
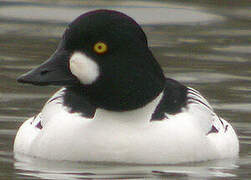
[18,9,166,111]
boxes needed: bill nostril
[40,70,49,75]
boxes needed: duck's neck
[83,74,165,111]
[64,74,165,113]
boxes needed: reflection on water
[14,154,239,179]
[0,0,251,179]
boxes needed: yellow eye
[93,42,108,54]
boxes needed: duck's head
[18,9,166,111]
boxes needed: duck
[14,9,239,164]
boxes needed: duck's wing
[151,79,229,135]
[186,87,228,135]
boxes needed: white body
[14,88,239,164]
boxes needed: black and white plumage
[14,9,239,164]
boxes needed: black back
[151,78,188,121]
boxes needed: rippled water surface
[0,0,251,179]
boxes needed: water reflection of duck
[14,9,239,164]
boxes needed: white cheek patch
[69,52,99,85]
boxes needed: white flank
[69,52,99,84]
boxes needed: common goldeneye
[14,9,239,164]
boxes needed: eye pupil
[93,42,108,54]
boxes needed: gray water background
[0,0,251,179]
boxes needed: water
[0,0,251,179]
